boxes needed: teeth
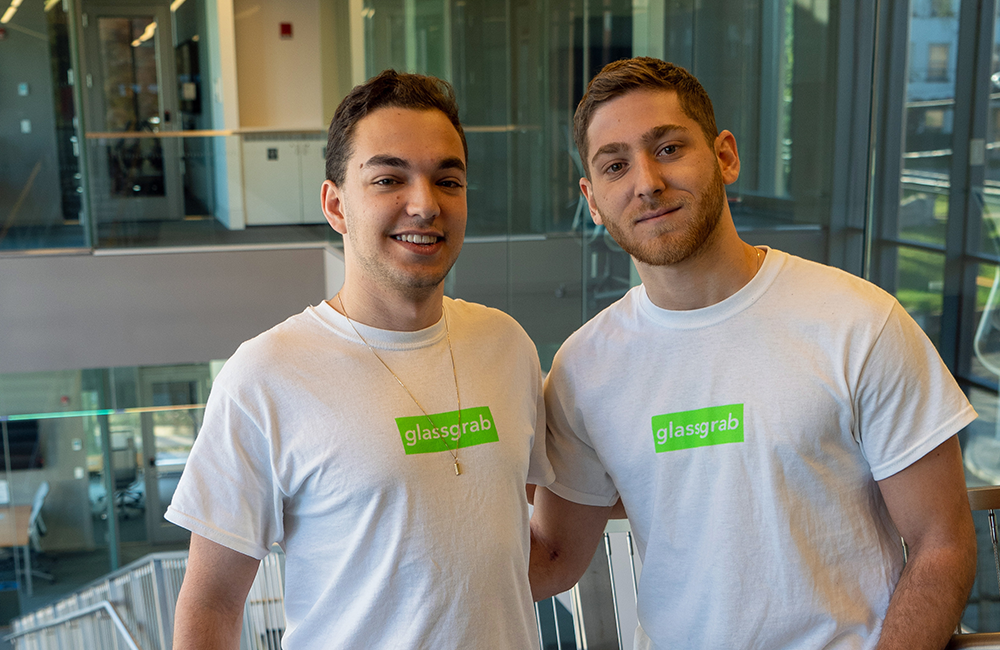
[395,234,438,244]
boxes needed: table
[0,506,37,596]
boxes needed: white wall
[0,247,331,374]
[234,0,324,128]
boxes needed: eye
[658,144,679,156]
[438,179,465,189]
[373,178,399,187]
[605,162,625,175]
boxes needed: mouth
[636,204,682,224]
[393,233,442,245]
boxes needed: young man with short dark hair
[169,70,553,649]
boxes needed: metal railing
[8,602,142,650]
[5,527,639,650]
[16,497,1000,650]
[6,550,286,650]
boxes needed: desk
[0,506,36,596]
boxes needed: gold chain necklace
[336,294,464,476]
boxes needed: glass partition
[0,0,86,251]
[84,133,338,248]
[0,363,218,620]
[1,0,350,253]
[366,0,865,367]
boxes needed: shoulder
[549,287,641,377]
[768,250,898,323]
[444,299,542,383]
[445,298,535,347]
[567,287,641,344]
[215,306,333,390]
[773,251,892,301]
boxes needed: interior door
[138,365,210,544]
[82,3,183,223]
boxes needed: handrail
[83,124,544,139]
[5,600,143,649]
[968,485,1000,511]
[23,550,189,611]
[67,550,189,593]
[947,632,1000,649]
[85,129,238,139]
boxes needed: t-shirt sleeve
[542,355,620,507]
[165,383,283,560]
[526,365,555,487]
[857,301,977,481]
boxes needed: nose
[634,153,665,200]
[406,178,440,221]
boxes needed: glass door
[138,366,209,545]
[81,4,183,224]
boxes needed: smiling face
[580,89,739,267]
[321,107,468,300]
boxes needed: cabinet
[241,132,328,225]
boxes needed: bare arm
[529,486,615,601]
[528,484,626,518]
[174,534,262,649]
[875,435,976,650]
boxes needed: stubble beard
[344,214,461,300]
[599,164,727,267]
[359,252,453,298]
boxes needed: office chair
[27,482,54,585]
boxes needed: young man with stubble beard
[529,57,977,650]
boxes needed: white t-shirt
[167,297,554,650]
[545,249,976,650]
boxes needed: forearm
[875,543,976,650]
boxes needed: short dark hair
[573,57,718,177]
[325,69,468,186]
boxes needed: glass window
[928,43,950,82]
[980,17,1000,257]
[0,0,86,250]
[931,0,955,18]
[971,262,1000,387]
[357,0,870,368]
[894,246,946,348]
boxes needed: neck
[333,278,446,331]
[636,214,761,311]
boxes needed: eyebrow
[363,154,409,169]
[642,124,690,146]
[363,154,466,174]
[438,156,467,173]
[590,123,692,167]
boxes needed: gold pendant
[454,461,462,476]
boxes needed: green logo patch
[651,404,744,453]
[396,406,499,455]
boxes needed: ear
[321,180,348,235]
[715,130,740,185]
[580,177,604,226]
